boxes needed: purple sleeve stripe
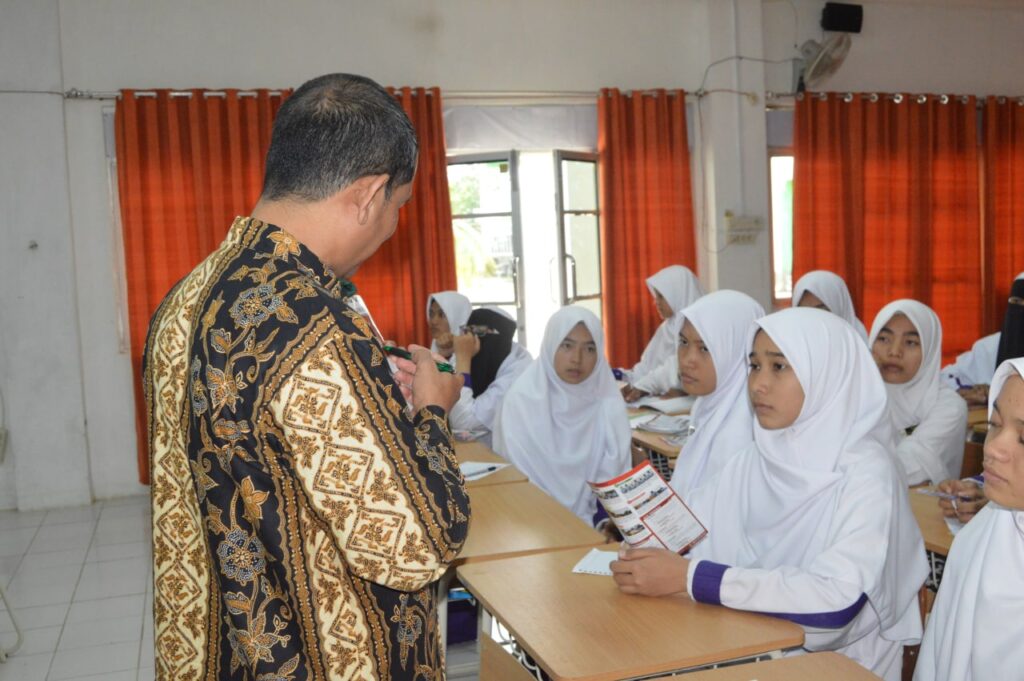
[691,560,729,606]
[760,592,869,628]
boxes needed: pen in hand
[383,345,456,374]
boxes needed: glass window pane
[448,161,512,215]
[770,156,794,300]
[561,160,597,211]
[453,216,515,304]
[565,213,601,298]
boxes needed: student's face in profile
[871,313,923,384]
[428,299,450,338]
[677,320,716,396]
[554,322,599,384]
[797,290,829,311]
[983,375,1024,510]
[653,290,674,320]
[747,330,805,430]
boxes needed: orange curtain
[353,87,457,344]
[794,93,982,362]
[117,86,455,484]
[983,97,1024,332]
[117,89,290,484]
[598,89,697,367]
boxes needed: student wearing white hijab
[426,291,472,359]
[792,270,869,340]
[447,306,532,445]
[914,357,1024,681]
[941,333,1000,392]
[612,309,927,681]
[668,290,764,497]
[869,300,967,485]
[493,306,631,524]
[620,265,704,399]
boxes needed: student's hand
[435,332,455,359]
[937,479,987,523]
[452,333,481,373]
[610,547,689,597]
[957,385,989,407]
[408,344,464,413]
[621,385,648,403]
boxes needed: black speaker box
[821,2,863,34]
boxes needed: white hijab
[493,306,631,522]
[792,270,868,340]
[426,291,471,352]
[689,308,926,639]
[669,290,764,498]
[914,358,1024,681]
[630,266,705,377]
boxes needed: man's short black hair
[261,73,418,202]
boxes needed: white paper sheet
[459,461,511,480]
[571,548,617,576]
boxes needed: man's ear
[353,174,390,225]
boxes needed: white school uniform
[685,308,928,681]
[449,342,532,446]
[426,291,471,355]
[940,332,1000,390]
[492,306,631,523]
[667,290,764,497]
[623,266,704,385]
[869,300,967,485]
[792,270,869,340]
[914,359,1024,681]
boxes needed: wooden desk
[455,440,529,487]
[457,547,804,681]
[458,483,606,565]
[909,488,954,556]
[657,652,881,680]
[967,407,987,428]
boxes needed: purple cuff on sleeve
[691,560,730,606]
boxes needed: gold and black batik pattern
[144,217,471,680]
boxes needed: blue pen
[955,377,974,390]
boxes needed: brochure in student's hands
[589,461,707,554]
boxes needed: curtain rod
[767,90,1024,109]
[59,87,699,104]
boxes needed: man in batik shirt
[144,74,470,681]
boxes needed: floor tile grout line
[46,504,103,681]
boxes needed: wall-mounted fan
[797,33,851,91]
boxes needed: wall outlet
[0,427,7,465]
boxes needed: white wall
[3,0,1024,508]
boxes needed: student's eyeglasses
[460,324,500,337]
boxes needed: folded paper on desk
[572,548,617,576]
[590,461,707,554]
[460,461,511,480]
[627,395,695,414]
[637,414,690,434]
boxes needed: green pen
[383,345,456,374]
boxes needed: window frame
[767,146,795,309]
[553,150,602,312]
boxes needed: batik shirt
[144,217,471,681]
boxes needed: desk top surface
[457,483,605,566]
[659,652,881,680]
[457,546,804,681]
[910,487,955,556]
[454,440,529,487]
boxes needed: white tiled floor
[0,495,153,681]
